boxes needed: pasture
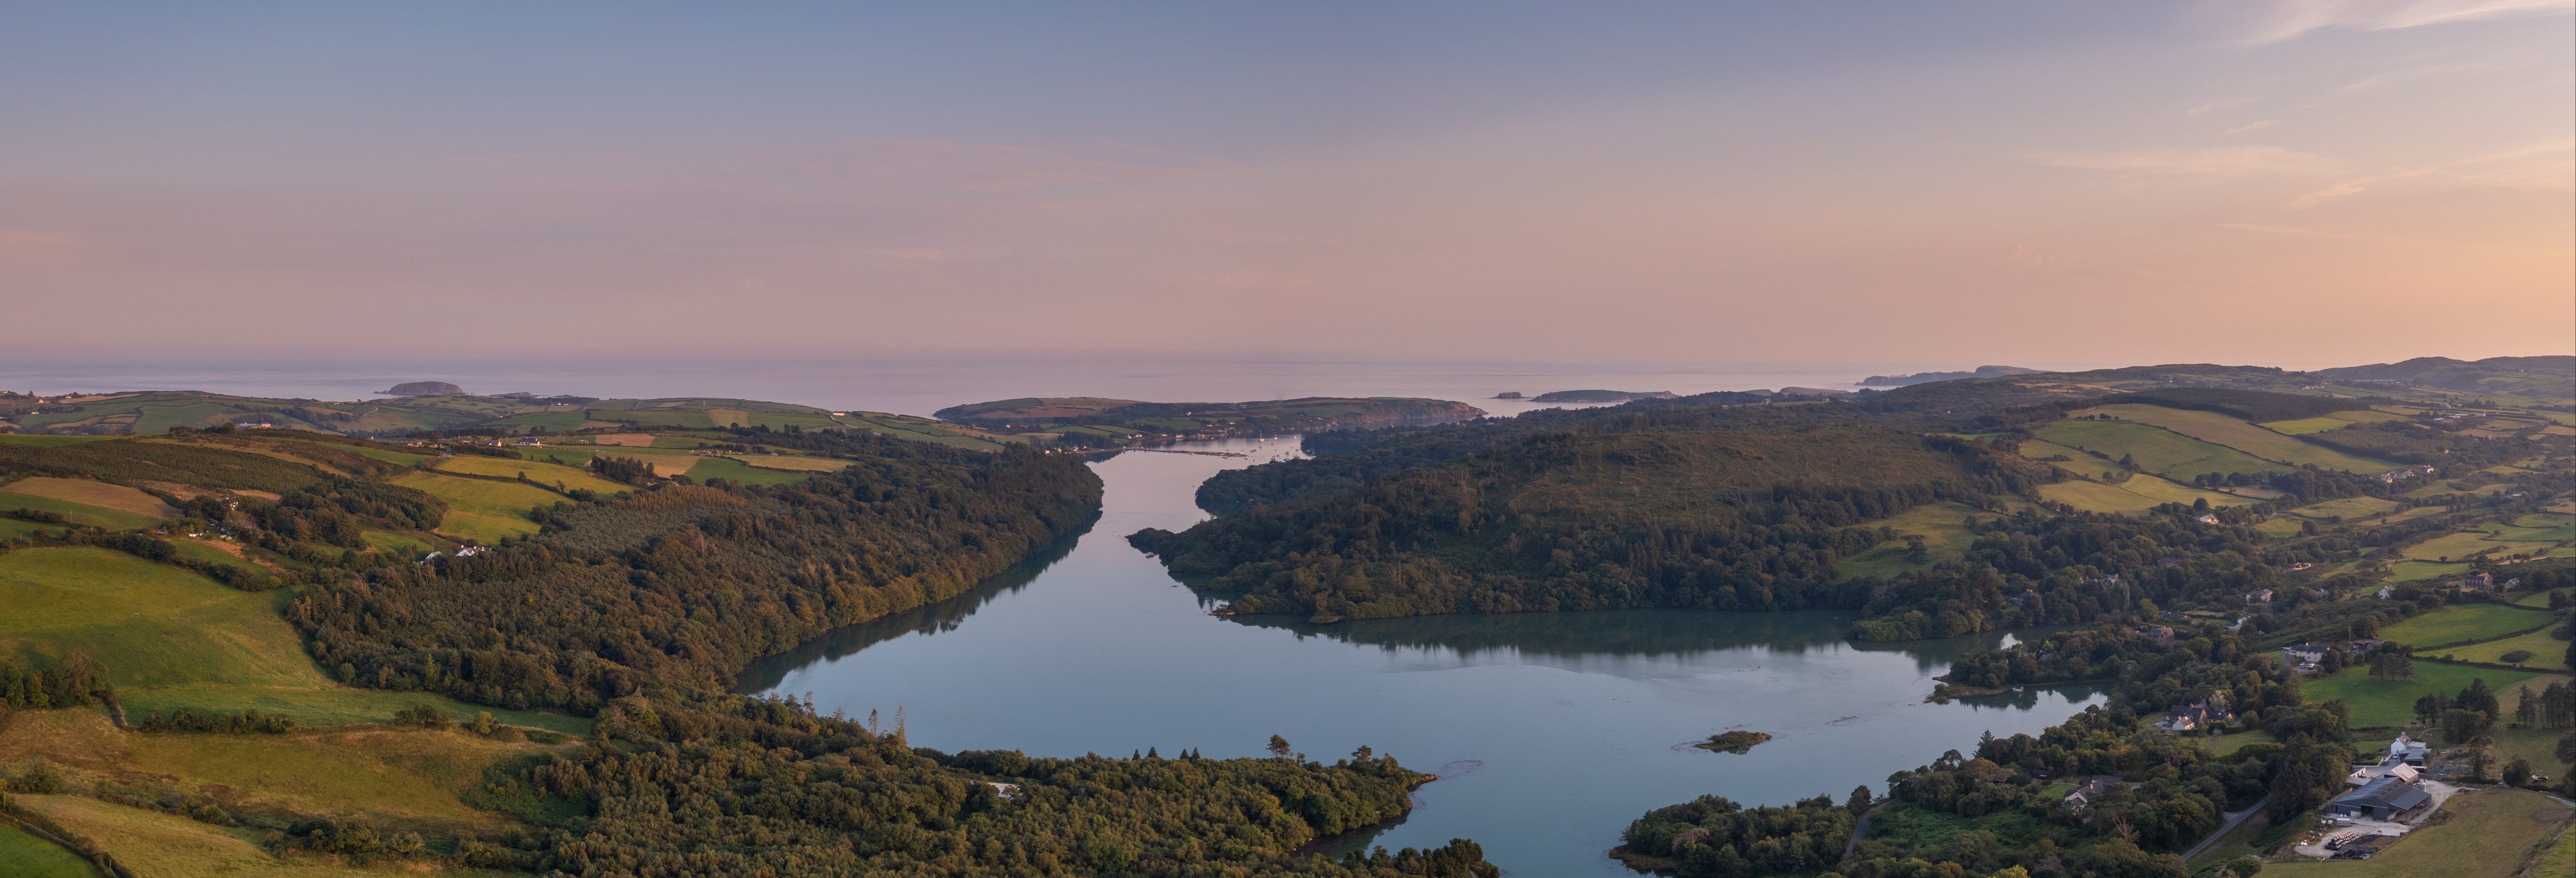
[2448,628,2566,666]
[2402,530,2516,562]
[2088,403,2398,472]
[0,518,67,540]
[0,477,176,519]
[2288,496,2403,520]
[388,472,562,541]
[595,449,700,478]
[0,486,163,531]
[2503,513,2576,542]
[2,711,572,835]
[2385,559,2464,582]
[2263,788,2569,878]
[2300,662,2539,728]
[683,455,814,487]
[727,453,851,472]
[0,823,93,878]
[431,454,632,495]
[2377,602,2554,648]
[2030,419,2289,482]
[3,790,517,878]
[0,547,582,732]
[1836,501,1985,580]
[2037,474,2250,514]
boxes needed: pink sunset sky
[2,1,2569,368]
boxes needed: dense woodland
[0,428,1505,876]
[1135,425,2046,621]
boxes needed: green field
[0,823,95,878]
[388,472,563,541]
[2265,788,2569,878]
[2090,404,2399,473]
[2289,496,2404,520]
[0,547,584,733]
[2301,662,2540,728]
[2030,419,2290,482]
[2037,473,2251,514]
[362,530,436,557]
[0,489,162,530]
[432,454,632,495]
[2451,629,2570,666]
[0,518,69,540]
[682,455,815,487]
[1837,501,1986,580]
[2387,559,2467,582]
[5,791,517,878]
[2503,514,2576,542]
[2261,409,2410,435]
[2404,530,2520,562]
[0,434,116,446]
[2379,603,2556,648]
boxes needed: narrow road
[1843,802,1884,862]
[2182,795,2270,863]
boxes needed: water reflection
[732,529,1091,694]
[746,440,2108,877]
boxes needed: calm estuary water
[741,437,2107,876]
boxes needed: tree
[2222,855,2264,878]
[2518,689,2541,727]
[2555,729,2576,766]
[2443,709,2493,746]
[1267,734,1293,759]
[2459,678,2501,719]
[2369,651,2415,681]
[2503,650,2535,667]
[1847,785,1872,815]
[2505,756,2535,788]
[2415,693,2452,725]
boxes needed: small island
[378,380,466,396]
[1529,389,1677,403]
[1694,730,1774,753]
[1492,391,1523,399]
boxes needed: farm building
[2325,774,2429,821]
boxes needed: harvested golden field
[588,432,655,446]
[2088,404,2400,473]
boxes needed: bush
[391,703,451,729]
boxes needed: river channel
[739,437,2107,875]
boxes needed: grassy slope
[2450,628,2568,666]
[0,823,94,878]
[2090,404,2399,473]
[2264,788,2569,878]
[2288,497,2404,520]
[683,455,813,487]
[0,489,162,531]
[2031,419,2290,481]
[1837,501,1986,580]
[1,477,176,519]
[2378,603,2556,648]
[3,710,568,835]
[2037,474,2252,514]
[430,454,631,495]
[0,547,584,733]
[387,472,561,542]
[2301,663,2541,728]
[7,792,513,878]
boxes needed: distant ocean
[0,357,2068,419]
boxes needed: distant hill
[1858,365,2039,386]
[2318,356,2575,398]
[379,381,465,396]
[1529,390,1677,403]
[934,396,1484,447]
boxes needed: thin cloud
[2217,222,2348,238]
[2223,120,2281,135]
[2290,139,2575,206]
[2216,0,2574,45]
[2032,146,2339,176]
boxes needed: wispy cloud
[2223,120,2281,135]
[2031,146,2339,176]
[2290,139,2575,206]
[2217,222,2348,238]
[2215,0,2575,45]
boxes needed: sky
[2,1,2569,370]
